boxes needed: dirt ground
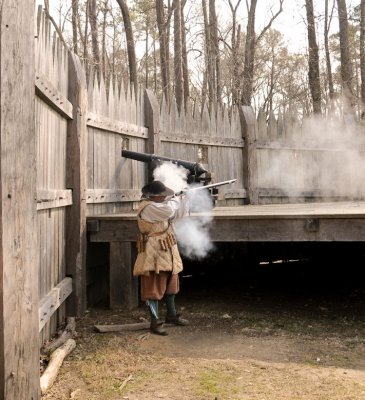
[42,260,365,400]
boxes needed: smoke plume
[153,162,214,259]
[259,112,365,200]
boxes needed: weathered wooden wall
[86,75,147,215]
[35,9,73,344]
[0,2,40,399]
[157,100,246,205]
[246,108,365,204]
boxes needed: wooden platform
[87,201,365,243]
[87,201,365,309]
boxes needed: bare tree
[336,0,355,103]
[202,0,214,107]
[44,0,67,45]
[116,0,138,95]
[71,0,78,55]
[305,0,322,114]
[156,0,170,99]
[174,0,184,112]
[181,0,190,109]
[209,0,221,105]
[89,0,101,73]
[241,0,284,106]
[360,0,365,109]
[228,0,242,106]
[101,1,109,78]
[324,0,335,99]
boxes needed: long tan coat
[133,200,183,276]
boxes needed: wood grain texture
[65,52,88,317]
[0,2,40,398]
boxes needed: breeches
[140,271,179,301]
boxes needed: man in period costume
[134,180,189,335]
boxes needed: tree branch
[257,0,284,43]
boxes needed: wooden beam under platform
[87,201,365,243]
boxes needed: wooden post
[0,2,40,399]
[240,106,259,204]
[110,242,138,309]
[144,89,161,154]
[144,89,161,181]
[66,52,88,316]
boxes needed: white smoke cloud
[258,112,365,200]
[153,162,188,193]
[153,162,214,259]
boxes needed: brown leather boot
[165,314,189,326]
[150,319,168,336]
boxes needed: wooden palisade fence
[2,4,365,399]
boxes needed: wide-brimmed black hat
[142,180,174,197]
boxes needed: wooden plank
[0,2,40,398]
[86,202,365,243]
[88,215,365,243]
[160,132,245,148]
[224,189,247,199]
[209,218,365,242]
[36,189,73,210]
[38,277,73,331]
[257,188,356,199]
[86,189,141,203]
[65,52,88,317]
[255,139,365,152]
[35,72,73,119]
[95,322,149,332]
[87,112,148,139]
[109,242,138,309]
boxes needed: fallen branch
[44,317,76,354]
[40,338,76,395]
[119,374,133,390]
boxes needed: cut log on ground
[40,338,76,395]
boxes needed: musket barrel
[121,150,154,163]
[121,149,208,177]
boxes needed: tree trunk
[156,0,170,100]
[88,0,101,74]
[324,0,335,99]
[209,0,221,105]
[101,1,108,78]
[360,0,365,110]
[241,0,283,106]
[72,0,78,55]
[116,0,138,96]
[305,0,322,114]
[83,0,89,62]
[202,0,214,108]
[241,0,257,106]
[181,1,190,109]
[336,0,354,103]
[228,0,242,106]
[174,0,183,112]
[145,14,149,88]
